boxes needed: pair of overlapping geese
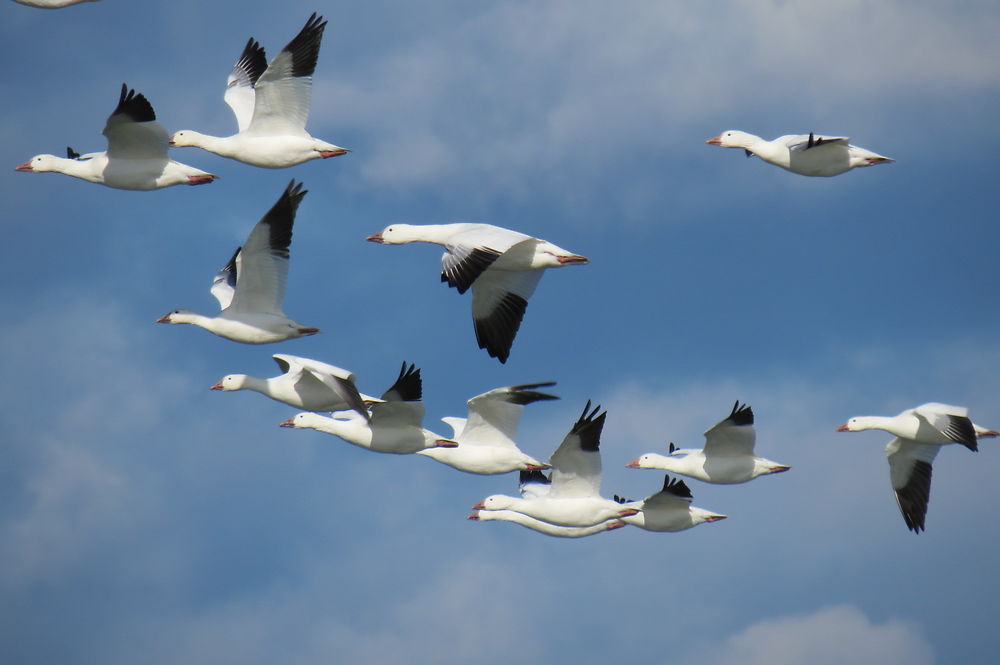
[16,5,991,535]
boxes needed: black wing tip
[668,442,676,454]
[571,400,607,451]
[474,291,528,364]
[944,415,978,452]
[66,146,80,159]
[505,382,560,405]
[662,475,693,499]
[442,247,502,294]
[728,400,754,426]
[613,494,634,504]
[113,83,156,123]
[385,361,422,402]
[236,37,268,84]
[284,13,328,78]
[519,468,550,486]
[895,459,932,534]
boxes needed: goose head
[156,308,196,325]
[472,494,516,511]
[366,223,419,245]
[168,130,207,148]
[15,154,61,173]
[705,130,756,149]
[210,374,248,391]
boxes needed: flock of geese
[13,4,994,535]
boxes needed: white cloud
[693,604,935,665]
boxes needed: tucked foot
[187,174,217,185]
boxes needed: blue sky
[2,1,999,663]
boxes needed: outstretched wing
[225,37,267,133]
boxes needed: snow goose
[13,0,100,6]
[626,402,790,483]
[417,382,557,474]
[705,130,893,177]
[467,509,625,538]
[168,14,348,168]
[15,84,216,190]
[366,222,588,363]
[211,353,373,419]
[473,402,639,527]
[157,180,319,343]
[279,363,459,454]
[836,402,987,452]
[614,476,726,532]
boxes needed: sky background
[2,1,999,663]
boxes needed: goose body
[706,130,893,177]
[279,363,458,454]
[836,402,986,451]
[473,402,639,527]
[211,354,372,418]
[16,84,216,190]
[367,222,587,363]
[157,180,319,343]
[468,509,624,538]
[626,402,789,484]
[169,14,348,168]
[616,476,726,532]
[417,382,557,474]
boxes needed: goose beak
[210,381,224,391]
[298,327,321,336]
[471,501,486,510]
[625,459,641,468]
[835,424,849,432]
[705,136,722,145]
[366,232,384,243]
[278,419,296,428]
[155,314,171,323]
[15,161,34,172]
[467,512,480,520]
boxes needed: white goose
[473,402,640,527]
[626,402,790,483]
[15,84,216,190]
[417,382,556,474]
[367,223,588,363]
[211,353,373,419]
[467,509,625,538]
[169,13,348,168]
[614,476,726,532]
[705,130,893,177]
[836,402,988,451]
[157,180,319,343]
[279,363,458,454]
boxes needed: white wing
[702,401,756,456]
[210,247,239,310]
[457,382,558,448]
[440,224,530,293]
[911,403,977,450]
[273,354,368,421]
[886,437,940,532]
[228,180,305,314]
[548,402,605,499]
[103,84,168,160]
[224,38,267,133]
[247,13,325,136]
[782,133,850,152]
[470,268,545,364]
